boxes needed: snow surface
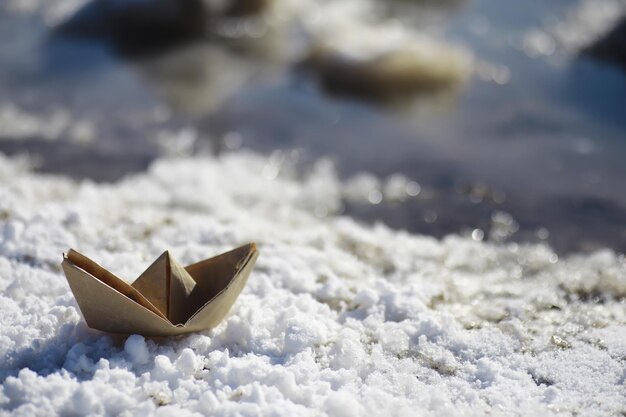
[0,151,625,416]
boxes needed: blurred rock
[54,0,273,55]
[54,0,209,55]
[303,45,468,102]
[225,0,271,17]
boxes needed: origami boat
[61,243,258,336]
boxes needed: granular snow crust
[0,152,624,417]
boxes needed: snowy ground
[0,151,624,417]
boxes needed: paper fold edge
[62,258,183,336]
[184,245,259,329]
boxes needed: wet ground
[0,0,625,254]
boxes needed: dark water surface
[0,0,625,254]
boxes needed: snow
[271,0,469,61]
[552,0,626,53]
[125,335,150,366]
[0,151,624,416]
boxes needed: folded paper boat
[61,243,258,336]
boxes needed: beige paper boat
[61,243,258,336]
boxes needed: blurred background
[1,0,625,254]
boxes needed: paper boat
[61,243,258,336]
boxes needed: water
[0,0,625,254]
